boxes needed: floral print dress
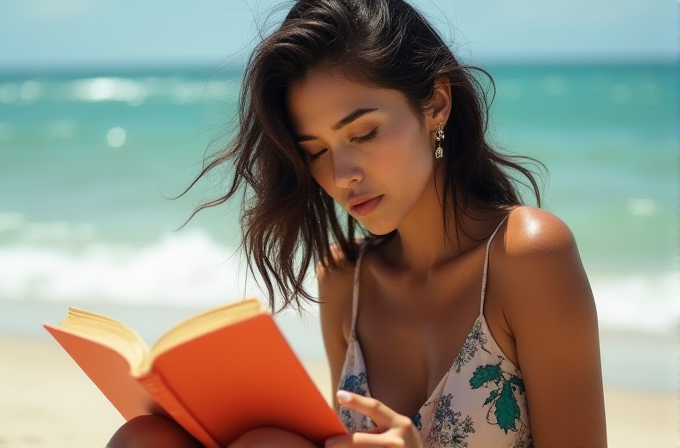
[337,217,533,448]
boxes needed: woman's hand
[325,391,423,448]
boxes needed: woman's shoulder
[490,205,593,322]
[315,242,362,289]
[489,205,591,315]
[315,242,361,313]
[316,243,359,347]
[500,205,578,258]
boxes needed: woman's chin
[356,219,397,237]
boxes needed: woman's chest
[339,314,532,448]
[351,275,483,418]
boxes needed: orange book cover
[44,299,347,448]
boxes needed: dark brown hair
[187,0,541,311]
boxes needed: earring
[435,123,445,159]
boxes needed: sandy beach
[0,336,676,448]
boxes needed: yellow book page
[142,298,265,374]
[55,298,265,376]
[58,308,149,373]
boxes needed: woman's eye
[352,128,378,144]
[307,148,327,163]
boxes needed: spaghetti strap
[350,242,369,335]
[480,213,511,315]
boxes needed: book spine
[138,373,221,448]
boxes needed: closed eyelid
[294,108,380,143]
[348,123,377,138]
[307,147,327,163]
[297,125,374,149]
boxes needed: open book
[44,298,347,448]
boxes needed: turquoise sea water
[0,65,678,384]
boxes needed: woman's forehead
[287,69,411,129]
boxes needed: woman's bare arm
[317,255,355,411]
[493,207,607,448]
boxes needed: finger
[362,427,387,434]
[336,391,412,430]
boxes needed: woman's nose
[332,147,363,188]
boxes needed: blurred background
[0,0,677,447]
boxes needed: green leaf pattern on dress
[412,412,423,430]
[469,362,527,435]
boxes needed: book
[43,298,347,448]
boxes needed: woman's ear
[426,77,452,132]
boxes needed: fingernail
[336,390,351,403]
[325,436,338,448]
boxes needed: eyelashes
[352,128,378,144]
[306,127,379,163]
[307,148,326,163]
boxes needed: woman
[108,0,607,447]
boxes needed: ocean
[0,64,677,391]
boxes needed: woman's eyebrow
[332,108,377,131]
[295,108,378,142]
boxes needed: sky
[0,0,677,70]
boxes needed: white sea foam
[0,230,271,306]
[0,229,676,335]
[590,274,678,335]
[0,75,240,107]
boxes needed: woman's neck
[379,178,507,275]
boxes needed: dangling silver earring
[435,123,445,159]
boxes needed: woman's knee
[230,428,318,448]
[106,414,203,448]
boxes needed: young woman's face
[287,69,437,235]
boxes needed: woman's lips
[349,195,383,217]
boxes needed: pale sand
[0,336,677,448]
